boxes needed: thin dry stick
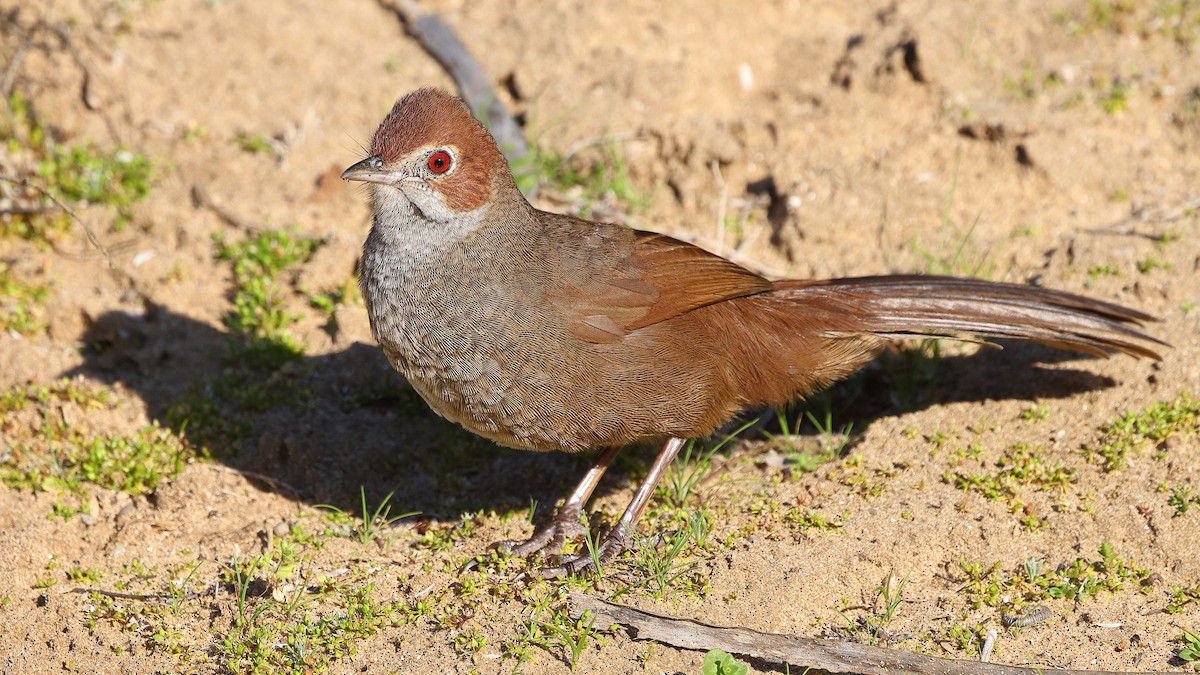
[203,463,304,502]
[69,584,217,603]
[1,37,31,98]
[568,592,1174,675]
[1086,196,1200,241]
[376,0,530,169]
[0,173,116,267]
[190,183,255,231]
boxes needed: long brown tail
[671,273,1167,437]
[773,275,1166,359]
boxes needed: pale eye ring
[427,149,452,174]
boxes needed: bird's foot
[495,506,632,577]
[533,528,629,579]
[494,504,587,558]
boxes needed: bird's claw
[533,531,628,578]
[494,504,587,558]
[494,505,632,577]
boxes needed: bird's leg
[496,445,622,558]
[535,437,686,578]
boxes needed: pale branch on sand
[376,0,531,177]
[568,592,1172,675]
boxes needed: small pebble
[131,250,157,268]
[738,63,754,91]
[272,521,290,537]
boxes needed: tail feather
[773,275,1166,360]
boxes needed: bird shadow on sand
[65,304,1128,524]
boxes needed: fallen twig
[191,183,255,231]
[568,591,1172,675]
[0,173,117,267]
[376,0,530,170]
[203,463,304,501]
[1086,196,1200,241]
[70,584,217,603]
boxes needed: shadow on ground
[65,305,1123,522]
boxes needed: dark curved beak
[341,156,391,184]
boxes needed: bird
[342,87,1165,577]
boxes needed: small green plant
[316,487,416,545]
[3,92,153,241]
[233,131,276,156]
[1167,585,1200,614]
[661,420,754,509]
[581,526,606,581]
[945,623,989,655]
[943,442,1076,529]
[1178,627,1200,669]
[804,405,855,456]
[36,143,153,230]
[702,649,749,675]
[510,602,605,672]
[876,572,909,627]
[0,377,114,414]
[0,263,48,335]
[514,138,649,216]
[1020,403,1050,423]
[2,382,191,518]
[1086,263,1120,285]
[417,515,482,553]
[1168,484,1200,516]
[214,228,321,367]
[1057,0,1200,41]
[86,590,185,656]
[906,152,993,278]
[1084,392,1199,471]
[66,566,103,584]
[883,338,944,411]
[1003,61,1039,101]
[545,610,598,672]
[217,579,402,673]
[1056,0,1138,34]
[770,396,853,471]
[1089,0,1136,30]
[832,571,909,645]
[306,278,358,337]
[1098,79,1130,114]
[1022,557,1044,582]
[956,542,1149,611]
[616,511,707,600]
[162,230,326,454]
[661,439,714,510]
[1137,256,1172,273]
[782,507,846,534]
[830,454,894,499]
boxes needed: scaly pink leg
[496,445,622,558]
[534,437,686,578]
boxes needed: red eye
[427,150,452,174]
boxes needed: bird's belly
[379,310,583,452]
[394,350,580,452]
[374,298,735,452]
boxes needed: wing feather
[549,228,771,344]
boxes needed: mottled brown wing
[553,229,772,344]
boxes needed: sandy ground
[1,0,1198,673]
